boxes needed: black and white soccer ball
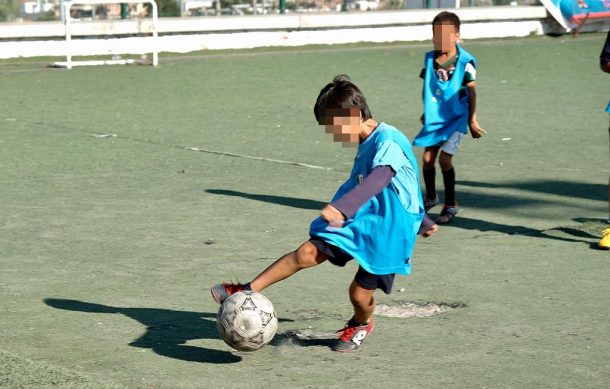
[217,291,278,351]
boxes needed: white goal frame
[54,0,158,69]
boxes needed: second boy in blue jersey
[413,11,487,224]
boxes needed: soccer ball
[217,291,278,351]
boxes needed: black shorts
[309,237,395,294]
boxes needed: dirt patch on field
[374,302,465,318]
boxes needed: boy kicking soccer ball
[413,11,487,224]
[211,75,435,352]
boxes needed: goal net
[53,0,159,69]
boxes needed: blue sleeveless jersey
[606,100,610,113]
[413,46,477,147]
[309,123,425,275]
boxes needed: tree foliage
[0,0,20,21]
[145,0,181,17]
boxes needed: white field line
[2,116,336,172]
[185,146,333,171]
[88,130,335,171]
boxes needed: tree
[145,0,181,17]
[0,0,20,22]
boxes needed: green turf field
[1,34,609,388]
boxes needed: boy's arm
[321,165,395,225]
[320,165,438,236]
[466,81,487,139]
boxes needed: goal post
[53,0,159,69]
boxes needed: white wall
[0,7,551,59]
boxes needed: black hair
[432,11,461,32]
[313,74,372,124]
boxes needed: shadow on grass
[271,331,336,349]
[44,299,297,363]
[208,180,605,214]
[207,181,604,245]
[44,298,240,364]
[458,180,606,203]
[206,189,326,210]
[439,216,598,244]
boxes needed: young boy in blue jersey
[211,75,437,352]
[413,11,487,224]
[597,30,610,249]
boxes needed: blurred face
[320,107,362,144]
[432,22,459,53]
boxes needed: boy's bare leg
[349,280,375,324]
[211,241,328,303]
[333,279,376,352]
[249,241,328,292]
[438,150,453,171]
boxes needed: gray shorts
[440,131,465,156]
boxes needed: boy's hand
[320,204,345,227]
[469,120,487,139]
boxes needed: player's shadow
[207,185,602,245]
[44,298,240,363]
[458,180,606,203]
[44,298,296,362]
[440,216,598,244]
[572,217,609,250]
[206,189,326,210]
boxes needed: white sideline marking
[91,133,117,138]
[186,146,333,171]
[4,117,335,172]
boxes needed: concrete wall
[0,7,551,59]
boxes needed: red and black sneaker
[333,317,375,352]
[210,283,247,304]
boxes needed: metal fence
[2,0,542,23]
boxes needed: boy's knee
[349,281,375,304]
[422,161,435,170]
[294,242,321,268]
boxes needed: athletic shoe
[333,317,375,352]
[435,205,459,224]
[210,283,246,304]
[424,195,440,211]
[598,227,610,250]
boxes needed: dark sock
[349,317,369,327]
[442,167,456,206]
[243,282,252,291]
[423,167,436,199]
